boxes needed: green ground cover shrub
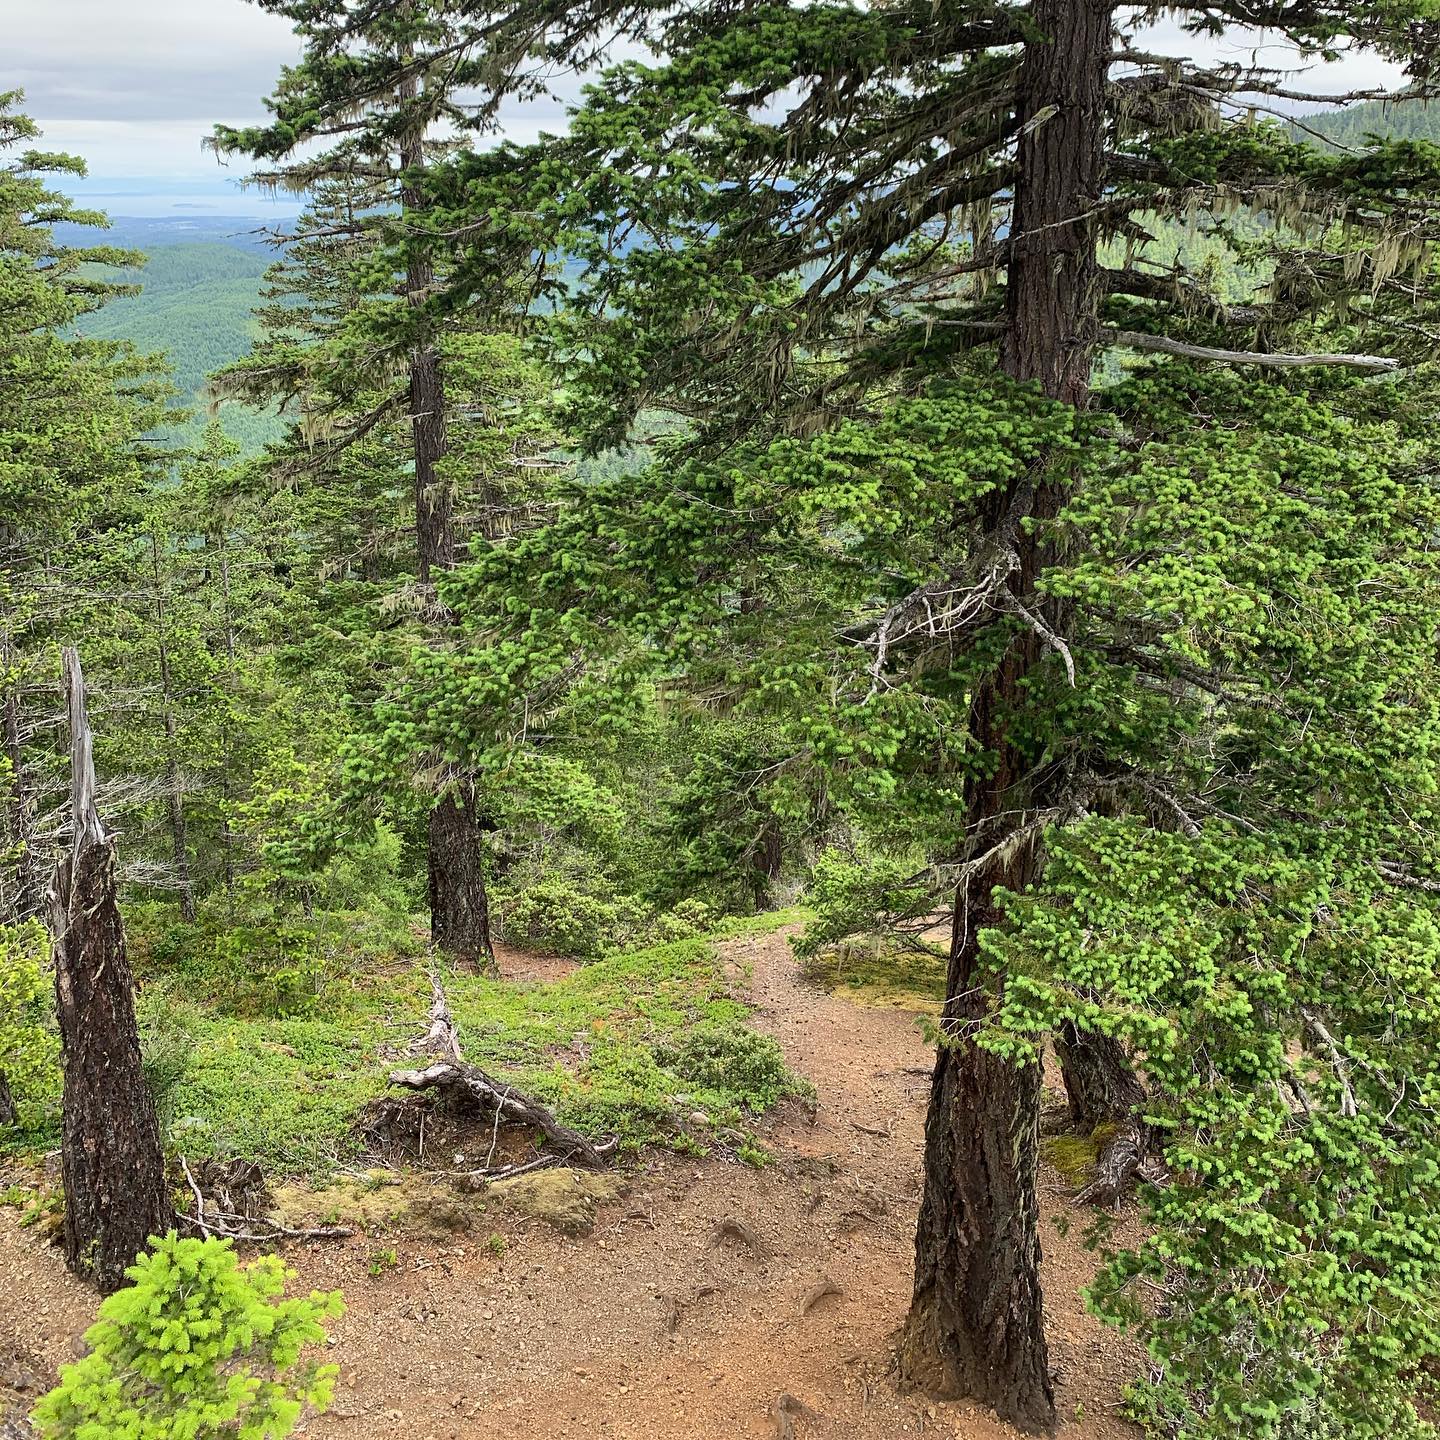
[0,922,60,1146]
[9,907,806,1177]
[443,918,811,1148]
[32,1233,343,1440]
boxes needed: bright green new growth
[32,1233,344,1440]
[0,922,57,1134]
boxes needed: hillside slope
[1296,96,1440,147]
[74,241,282,452]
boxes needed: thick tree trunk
[428,791,495,967]
[898,2,1111,1430]
[0,1070,16,1127]
[49,648,174,1293]
[898,883,1053,1431]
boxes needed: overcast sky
[3,0,1411,218]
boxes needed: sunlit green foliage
[32,1233,344,1440]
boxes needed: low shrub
[656,1021,808,1112]
[0,921,60,1140]
[32,1232,344,1440]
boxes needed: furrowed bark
[49,647,174,1293]
[428,790,496,967]
[898,2,1112,1429]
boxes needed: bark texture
[0,1071,16,1128]
[428,791,495,967]
[898,2,1112,1429]
[1056,1023,1155,1206]
[49,648,174,1293]
[1055,1023,1140,1131]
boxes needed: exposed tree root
[391,968,615,1169]
[710,1217,771,1257]
[799,1276,843,1315]
[178,1154,352,1243]
[772,1392,822,1439]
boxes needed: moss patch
[269,1171,481,1235]
[1041,1127,1118,1187]
[487,1168,626,1236]
[800,935,946,1013]
[149,971,423,1174]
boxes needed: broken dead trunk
[48,647,174,1293]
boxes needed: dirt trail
[0,927,1138,1439]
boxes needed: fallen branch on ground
[390,1060,615,1168]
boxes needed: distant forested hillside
[1296,96,1440,147]
[73,239,283,452]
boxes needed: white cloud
[3,0,1415,214]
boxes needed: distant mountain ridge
[1295,97,1440,147]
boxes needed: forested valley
[6,3,1440,1438]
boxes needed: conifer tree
[417,2,1440,1428]
[211,3,524,963]
[0,92,171,920]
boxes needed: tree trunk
[897,2,1111,1429]
[49,648,174,1293]
[0,1070,16,1128]
[428,790,495,967]
[150,537,195,922]
[398,88,495,962]
[1055,1024,1140,1131]
[1055,1024,1156,1206]
[898,884,1053,1432]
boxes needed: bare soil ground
[0,926,1140,1439]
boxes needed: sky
[3,0,1413,219]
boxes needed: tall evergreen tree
[211,3,526,964]
[416,2,1440,1428]
[0,92,171,921]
